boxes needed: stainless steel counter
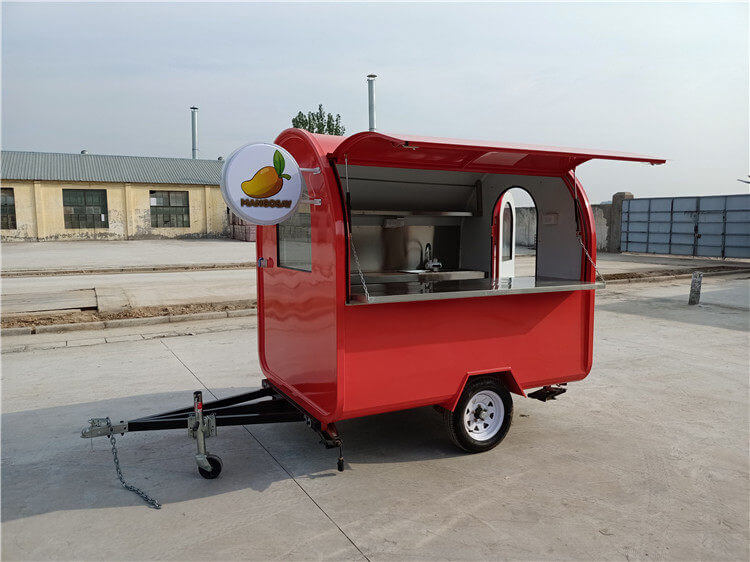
[355,270,486,284]
[348,276,604,305]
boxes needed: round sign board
[220,143,303,225]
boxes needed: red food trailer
[83,129,664,488]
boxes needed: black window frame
[1,188,17,230]
[150,190,190,228]
[63,189,109,229]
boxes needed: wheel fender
[441,369,526,412]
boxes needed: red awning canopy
[329,132,665,175]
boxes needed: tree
[292,104,345,135]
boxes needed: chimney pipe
[190,106,199,159]
[366,74,377,132]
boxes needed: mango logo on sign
[221,142,301,224]
[241,150,292,199]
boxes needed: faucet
[423,243,443,271]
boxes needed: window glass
[1,188,17,230]
[63,189,108,229]
[502,203,513,261]
[150,190,190,228]
[277,203,311,271]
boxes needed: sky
[1,1,748,204]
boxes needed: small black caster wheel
[337,457,344,472]
[198,454,223,479]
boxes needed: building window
[1,188,17,230]
[150,190,190,228]
[277,204,311,271]
[63,189,109,229]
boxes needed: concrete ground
[2,274,748,560]
[2,238,745,276]
[592,252,750,275]
[514,249,750,278]
[3,240,748,320]
[1,240,256,317]
[2,269,255,310]
[1,239,256,273]
[1,313,258,354]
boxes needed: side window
[63,189,109,229]
[502,203,513,261]
[1,188,17,230]
[277,203,311,271]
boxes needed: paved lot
[1,275,748,560]
[2,269,255,310]
[1,239,256,273]
[593,252,750,275]
[3,244,747,316]
[1,240,257,314]
[2,238,745,276]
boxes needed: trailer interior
[342,164,600,304]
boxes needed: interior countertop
[353,270,486,284]
[348,276,604,305]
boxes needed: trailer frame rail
[82,382,344,487]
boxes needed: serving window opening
[492,187,538,281]
[340,164,594,304]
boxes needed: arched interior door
[491,191,516,280]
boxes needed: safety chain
[349,236,370,303]
[106,418,162,509]
[576,234,606,284]
[571,164,604,285]
[345,155,370,303]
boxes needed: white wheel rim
[463,390,504,441]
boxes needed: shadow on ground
[1,388,462,521]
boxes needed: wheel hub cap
[464,390,503,441]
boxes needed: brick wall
[229,212,256,242]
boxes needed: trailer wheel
[444,377,513,453]
[198,454,223,479]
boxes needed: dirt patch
[603,265,749,280]
[2,300,257,328]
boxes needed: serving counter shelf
[355,270,487,284]
[348,276,604,305]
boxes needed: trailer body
[257,130,664,428]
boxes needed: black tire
[198,454,223,479]
[444,377,513,453]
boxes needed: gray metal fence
[621,194,750,258]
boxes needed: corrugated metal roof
[0,151,223,185]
